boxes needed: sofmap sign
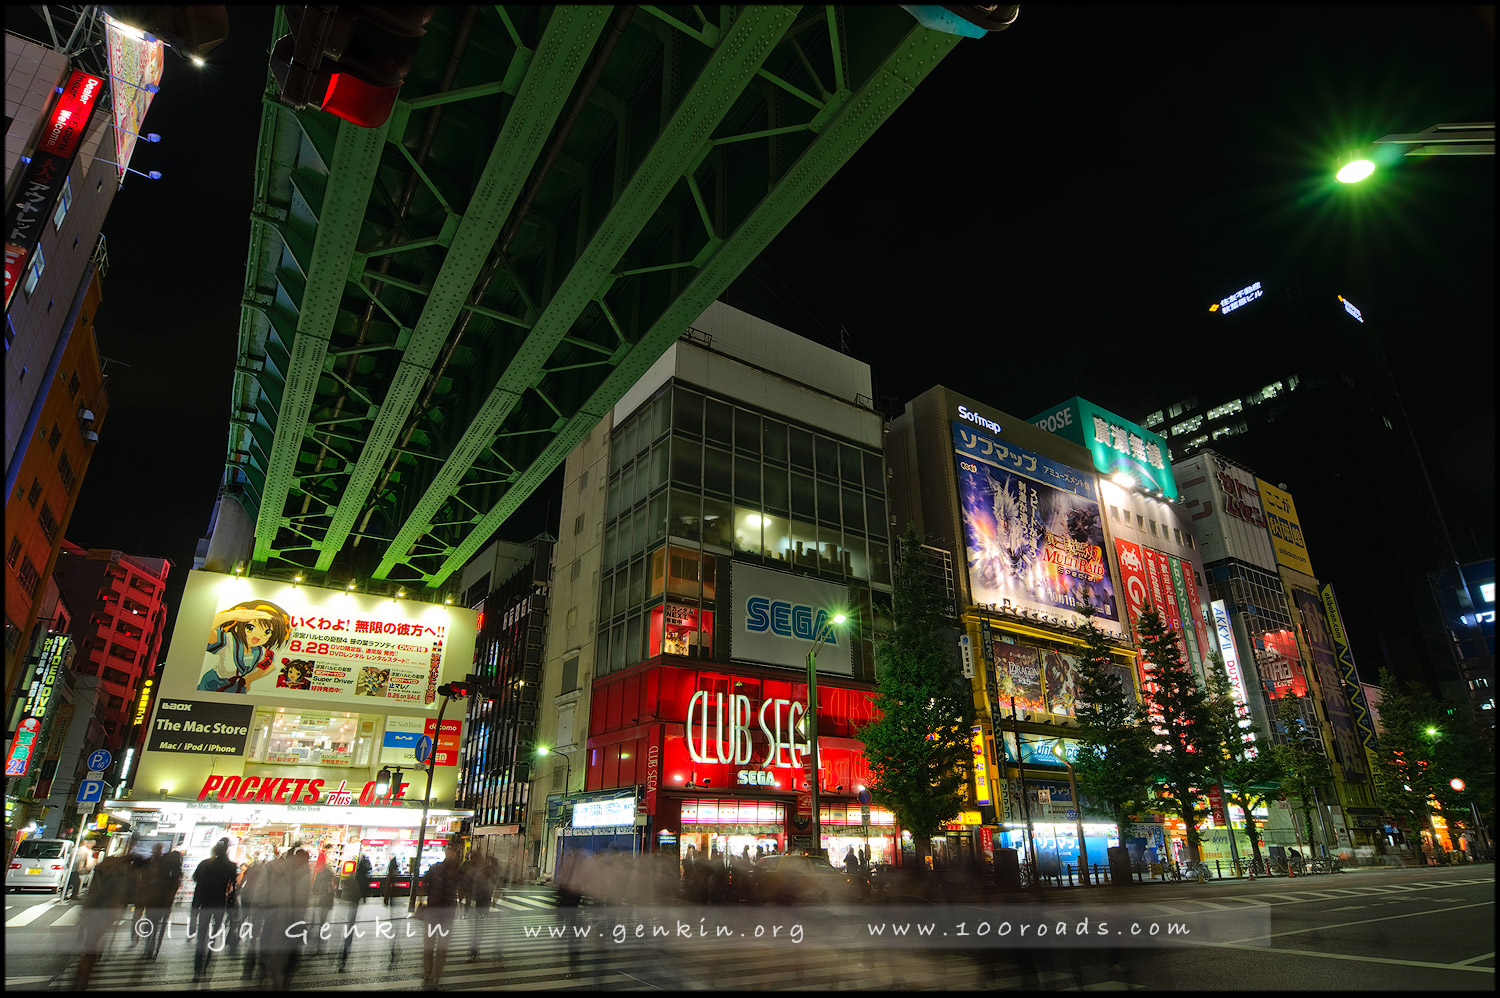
[730,563,851,674]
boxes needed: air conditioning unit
[85,430,99,443]
[78,408,95,423]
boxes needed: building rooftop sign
[1026,397,1177,500]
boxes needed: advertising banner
[104,14,165,180]
[1179,556,1212,673]
[1004,732,1082,768]
[1166,554,1203,669]
[379,715,426,766]
[954,425,1119,625]
[1257,480,1314,576]
[1040,647,1080,716]
[424,718,463,767]
[1113,538,1157,702]
[146,699,255,755]
[1210,600,1256,756]
[1319,584,1382,771]
[1255,627,1308,699]
[729,562,851,674]
[994,643,1045,714]
[161,571,477,712]
[971,726,990,805]
[1295,589,1369,782]
[1026,397,1177,500]
[1144,546,1187,661]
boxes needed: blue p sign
[87,749,112,773]
[76,780,104,804]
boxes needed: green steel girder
[312,6,615,573]
[231,5,967,586]
[371,4,803,582]
[252,117,390,564]
[420,12,961,586]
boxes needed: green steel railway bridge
[218,4,1010,598]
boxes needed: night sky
[56,6,1494,651]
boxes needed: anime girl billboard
[197,600,293,693]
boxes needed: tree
[859,525,976,870]
[1135,606,1216,863]
[1069,594,1154,840]
[1273,695,1334,856]
[1202,656,1282,870]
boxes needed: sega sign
[731,563,852,675]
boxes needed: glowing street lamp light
[1335,122,1494,182]
[806,611,848,860]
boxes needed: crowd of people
[70,835,508,990]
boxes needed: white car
[7,839,76,893]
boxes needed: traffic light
[440,681,471,699]
[270,6,435,128]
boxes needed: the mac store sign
[730,563,852,674]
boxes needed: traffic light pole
[408,690,452,913]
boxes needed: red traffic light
[270,5,435,128]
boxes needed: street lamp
[806,611,847,860]
[536,746,573,879]
[1336,121,1494,182]
[1051,740,1090,886]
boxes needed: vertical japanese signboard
[1211,600,1256,756]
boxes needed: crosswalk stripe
[5,905,56,927]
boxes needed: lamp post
[1051,741,1090,886]
[1336,121,1494,182]
[403,682,469,913]
[805,611,847,860]
[537,746,573,880]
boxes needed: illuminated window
[52,178,73,230]
[1259,381,1284,401]
[24,246,45,296]
[1185,435,1208,450]
[1207,399,1243,421]
[1143,410,1164,429]
[248,709,368,767]
[1170,415,1202,436]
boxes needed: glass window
[703,446,732,495]
[619,464,636,512]
[817,479,840,524]
[704,398,733,443]
[668,547,704,598]
[649,443,669,494]
[818,532,845,576]
[631,503,648,552]
[650,547,666,597]
[790,519,818,570]
[648,390,670,441]
[841,488,865,533]
[763,419,788,464]
[734,455,759,503]
[607,474,622,521]
[870,539,891,586]
[671,437,700,487]
[674,387,703,437]
[668,489,701,542]
[599,573,614,620]
[789,426,813,469]
[733,506,761,556]
[791,472,815,519]
[863,451,884,489]
[613,566,630,616]
[255,710,368,767]
[603,522,618,568]
[846,536,869,580]
[840,443,863,484]
[763,465,788,512]
[701,495,732,551]
[626,614,643,667]
[24,245,44,296]
[760,512,790,565]
[813,435,839,479]
[866,495,887,535]
[648,492,667,543]
[611,621,627,672]
[701,554,717,600]
[734,409,760,455]
[628,556,645,608]
[52,178,72,230]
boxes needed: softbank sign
[731,563,851,675]
[957,405,1001,435]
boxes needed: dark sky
[61,6,1494,646]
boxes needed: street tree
[1070,594,1154,841]
[859,525,976,869]
[1273,695,1334,857]
[1135,606,1216,863]
[1202,656,1282,871]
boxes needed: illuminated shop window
[649,603,715,658]
[246,709,370,767]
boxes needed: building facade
[529,302,899,881]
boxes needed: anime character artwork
[198,600,292,693]
[277,658,315,690]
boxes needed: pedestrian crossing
[1127,877,1494,915]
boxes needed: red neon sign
[39,71,104,159]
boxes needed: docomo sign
[685,691,809,769]
[197,774,411,806]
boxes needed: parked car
[754,854,852,904]
[7,839,76,893]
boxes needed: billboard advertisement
[1257,479,1314,576]
[1319,584,1382,771]
[1293,588,1368,782]
[954,425,1119,626]
[1040,647,1080,716]
[160,570,478,711]
[104,13,165,179]
[1113,538,1157,700]
[1027,397,1177,500]
[1255,627,1308,699]
[993,643,1045,714]
[729,562,851,674]
[1210,599,1256,756]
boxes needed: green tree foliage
[1135,606,1216,862]
[1369,667,1493,860]
[859,525,976,868]
[1202,655,1282,869]
[1272,695,1334,853]
[1070,595,1154,836]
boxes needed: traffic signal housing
[270,6,435,128]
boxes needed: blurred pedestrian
[466,855,497,963]
[140,846,183,959]
[457,851,476,918]
[310,858,336,952]
[65,842,95,901]
[337,852,372,971]
[261,845,310,990]
[843,847,859,877]
[383,855,400,907]
[421,844,462,988]
[126,843,159,948]
[75,849,132,988]
[237,854,269,979]
[191,838,238,981]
